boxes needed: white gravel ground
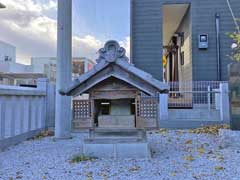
[0,130,240,180]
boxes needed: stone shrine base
[219,129,240,149]
[83,128,151,159]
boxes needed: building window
[180,33,185,47]
[100,101,111,115]
[180,52,184,65]
[72,61,85,75]
[4,56,12,61]
[130,100,135,115]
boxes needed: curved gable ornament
[96,40,129,63]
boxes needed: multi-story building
[131,0,240,82]
[0,41,35,85]
[31,57,95,83]
[0,40,95,85]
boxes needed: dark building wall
[191,0,239,81]
[131,0,240,81]
[131,0,163,80]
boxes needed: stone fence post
[37,78,56,129]
[159,93,168,125]
[219,83,230,122]
[37,78,48,91]
[228,62,240,130]
[46,84,56,128]
[37,78,48,129]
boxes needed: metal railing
[168,81,227,109]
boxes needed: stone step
[83,140,151,159]
[89,128,146,139]
[84,137,147,144]
[90,128,145,133]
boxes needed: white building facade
[0,40,95,86]
[0,40,16,63]
[31,57,95,83]
[0,41,34,85]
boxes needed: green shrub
[229,31,240,61]
[70,154,98,163]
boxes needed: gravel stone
[0,130,239,180]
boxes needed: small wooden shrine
[60,40,168,130]
[60,41,168,159]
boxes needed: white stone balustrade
[0,78,54,150]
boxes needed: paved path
[0,130,239,180]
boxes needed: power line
[226,0,240,33]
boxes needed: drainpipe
[215,13,221,81]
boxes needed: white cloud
[0,0,130,65]
[42,0,57,11]
[72,35,103,59]
[120,36,130,58]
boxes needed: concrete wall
[131,0,240,81]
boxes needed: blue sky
[0,0,130,64]
[72,0,130,41]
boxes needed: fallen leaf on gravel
[218,146,223,150]
[28,130,54,140]
[171,172,176,176]
[208,150,214,154]
[192,174,200,179]
[156,128,168,134]
[176,130,185,135]
[188,124,229,135]
[98,172,108,179]
[184,155,194,161]
[185,140,193,145]
[214,166,225,171]
[16,171,22,175]
[129,166,141,172]
[217,155,224,161]
[197,146,205,154]
[186,147,193,153]
[70,154,97,163]
[85,172,93,180]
